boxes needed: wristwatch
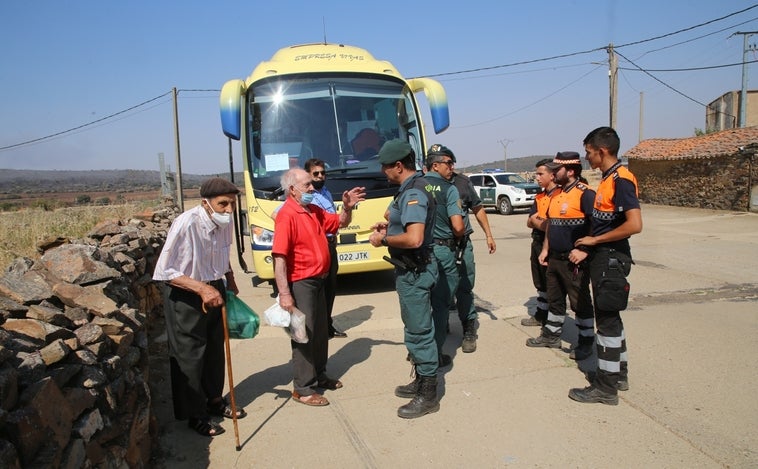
[381,236,389,247]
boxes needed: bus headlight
[252,225,274,248]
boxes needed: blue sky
[1,1,757,174]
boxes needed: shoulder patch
[407,200,419,206]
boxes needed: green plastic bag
[225,291,260,339]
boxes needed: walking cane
[220,303,242,451]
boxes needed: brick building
[625,127,758,212]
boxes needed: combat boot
[461,319,477,353]
[394,375,422,398]
[397,376,440,419]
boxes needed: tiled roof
[624,126,758,160]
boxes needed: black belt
[204,279,225,289]
[434,238,456,248]
[549,250,570,260]
[327,236,337,244]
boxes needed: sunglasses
[437,160,454,166]
[311,171,326,176]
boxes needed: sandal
[292,391,329,406]
[207,398,247,419]
[317,377,343,390]
[188,418,225,437]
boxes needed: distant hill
[0,169,243,193]
[457,155,591,174]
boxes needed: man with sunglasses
[424,147,465,368]
[304,158,347,339]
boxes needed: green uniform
[426,171,464,352]
[452,173,480,324]
[387,172,438,377]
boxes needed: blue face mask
[294,187,314,205]
[300,191,314,205]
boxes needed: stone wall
[0,205,177,468]
[629,152,757,211]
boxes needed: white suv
[468,171,541,214]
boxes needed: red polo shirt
[272,197,340,282]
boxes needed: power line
[416,4,758,80]
[618,58,758,72]
[0,91,173,152]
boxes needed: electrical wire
[618,58,758,72]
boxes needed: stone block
[2,319,47,342]
[92,316,124,336]
[70,348,98,366]
[41,244,120,286]
[18,377,73,449]
[5,407,46,465]
[110,331,134,357]
[0,367,18,411]
[39,338,71,366]
[85,340,111,358]
[62,387,97,420]
[74,323,105,345]
[60,438,86,469]
[26,303,73,328]
[76,365,107,389]
[72,408,103,442]
[0,438,20,469]
[0,268,54,305]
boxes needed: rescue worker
[424,147,465,366]
[434,144,497,353]
[369,139,440,419]
[522,159,561,327]
[570,127,642,405]
[526,152,596,363]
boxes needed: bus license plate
[338,251,369,262]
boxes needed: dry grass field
[0,200,159,270]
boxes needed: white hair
[280,168,305,196]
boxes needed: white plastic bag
[263,302,291,327]
[286,307,308,344]
[263,299,309,344]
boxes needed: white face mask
[204,199,231,227]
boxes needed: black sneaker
[525,334,561,348]
[617,379,629,391]
[568,385,618,405]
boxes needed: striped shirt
[152,205,233,282]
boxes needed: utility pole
[498,139,512,171]
[172,87,184,211]
[608,43,618,129]
[732,31,758,128]
[639,91,644,142]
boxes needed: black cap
[427,144,456,163]
[545,151,581,170]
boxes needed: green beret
[377,139,412,165]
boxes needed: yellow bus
[219,43,449,287]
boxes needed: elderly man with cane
[153,177,247,437]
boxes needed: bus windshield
[245,75,422,199]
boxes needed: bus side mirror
[220,79,246,140]
[407,78,449,134]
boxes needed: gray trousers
[290,276,329,396]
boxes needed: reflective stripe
[598,358,621,372]
[597,334,623,348]
[547,311,565,323]
[575,317,594,328]
[620,351,628,362]
[578,329,595,338]
[545,324,561,334]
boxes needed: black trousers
[589,249,631,394]
[164,282,225,421]
[325,240,339,329]
[543,256,594,341]
[530,236,548,318]
[291,276,330,396]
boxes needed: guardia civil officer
[570,127,642,405]
[441,145,496,353]
[424,148,465,367]
[526,152,596,362]
[368,139,440,419]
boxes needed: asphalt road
[152,203,758,468]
